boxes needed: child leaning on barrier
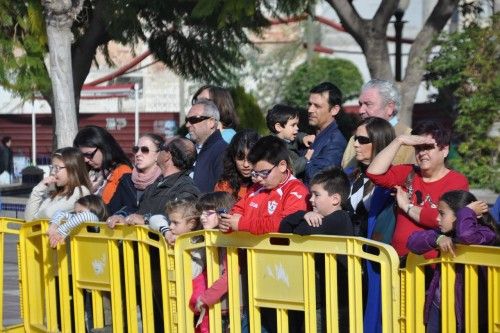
[149,197,209,333]
[219,135,309,235]
[279,167,353,333]
[47,194,108,248]
[407,190,499,333]
[195,192,249,332]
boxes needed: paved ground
[2,233,22,327]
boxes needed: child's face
[251,160,287,190]
[309,183,339,217]
[74,202,86,213]
[168,212,196,236]
[277,116,299,141]
[200,209,219,229]
[437,201,456,233]
[50,157,69,187]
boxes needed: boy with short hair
[219,135,309,234]
[266,104,313,178]
[279,167,352,235]
[279,167,353,333]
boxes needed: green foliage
[282,57,363,108]
[230,86,267,134]
[0,0,50,98]
[426,14,500,191]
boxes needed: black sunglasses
[82,147,98,159]
[354,135,371,145]
[132,146,158,154]
[186,115,211,125]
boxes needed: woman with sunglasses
[345,117,396,239]
[214,129,260,200]
[106,133,164,219]
[73,126,132,214]
[25,147,92,221]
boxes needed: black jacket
[137,171,200,216]
[193,130,227,193]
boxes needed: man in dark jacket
[106,137,200,227]
[304,82,347,184]
[186,99,228,193]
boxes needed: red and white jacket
[232,172,309,234]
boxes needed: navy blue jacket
[193,130,227,193]
[305,121,346,184]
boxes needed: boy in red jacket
[219,135,309,234]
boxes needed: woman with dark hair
[367,120,469,258]
[25,147,92,221]
[346,117,396,238]
[106,133,164,224]
[73,126,132,213]
[214,129,260,200]
[192,85,239,143]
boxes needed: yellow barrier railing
[405,245,500,333]
[0,217,24,333]
[174,230,401,333]
[18,220,175,333]
[2,217,499,333]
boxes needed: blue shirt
[305,121,346,184]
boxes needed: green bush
[282,57,363,107]
[426,14,499,191]
[230,86,267,134]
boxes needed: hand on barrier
[304,211,323,227]
[106,215,126,229]
[467,200,489,217]
[165,231,176,245]
[436,235,455,257]
[125,214,145,226]
[48,231,65,248]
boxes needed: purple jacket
[407,207,497,330]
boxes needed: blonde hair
[165,197,201,231]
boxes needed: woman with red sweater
[366,121,468,259]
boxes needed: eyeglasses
[82,147,98,160]
[354,135,371,145]
[132,146,158,154]
[186,115,211,125]
[49,165,66,174]
[251,165,277,179]
[201,210,217,218]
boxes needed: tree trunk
[46,23,78,148]
[43,0,83,148]
[327,0,459,127]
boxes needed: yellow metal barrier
[17,220,175,333]
[405,245,500,333]
[3,217,500,333]
[0,217,24,333]
[173,230,401,333]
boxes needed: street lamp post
[393,0,409,82]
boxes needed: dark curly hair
[217,129,260,198]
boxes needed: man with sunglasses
[342,79,414,169]
[186,99,228,193]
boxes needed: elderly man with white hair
[187,98,228,193]
[342,79,414,168]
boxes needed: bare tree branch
[399,0,459,124]
[373,0,399,29]
[325,0,366,48]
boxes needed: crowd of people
[22,78,500,332]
